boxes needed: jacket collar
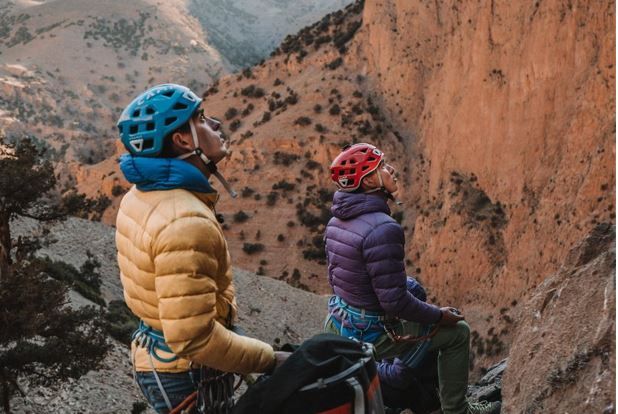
[331,191,391,220]
[119,154,218,201]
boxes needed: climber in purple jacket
[323,143,500,414]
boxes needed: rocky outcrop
[502,224,615,413]
[352,0,615,371]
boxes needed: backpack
[233,333,385,414]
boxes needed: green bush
[233,210,250,223]
[326,57,343,70]
[229,119,241,132]
[294,117,312,126]
[273,152,300,166]
[224,107,239,120]
[272,180,296,192]
[241,85,265,98]
[112,185,125,196]
[242,243,264,255]
[105,300,139,345]
[34,255,105,306]
[266,191,279,206]
[241,187,255,198]
[329,104,341,115]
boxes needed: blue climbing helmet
[117,84,202,157]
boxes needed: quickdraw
[169,368,244,414]
[384,323,440,343]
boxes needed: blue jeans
[135,370,199,413]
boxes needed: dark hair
[159,120,192,158]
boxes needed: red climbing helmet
[330,143,384,191]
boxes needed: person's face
[380,162,399,194]
[192,108,229,164]
[361,160,399,195]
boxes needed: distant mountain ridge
[188,0,353,68]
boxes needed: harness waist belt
[132,320,178,363]
[329,295,388,321]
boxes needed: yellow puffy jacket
[115,186,274,374]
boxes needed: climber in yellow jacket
[115,84,288,413]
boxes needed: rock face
[502,224,615,413]
[4,1,615,410]
[355,0,615,363]
[187,0,614,346]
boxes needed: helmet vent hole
[360,148,368,153]
[173,102,188,110]
[145,107,155,115]
[129,125,138,135]
[362,165,369,171]
[341,160,347,166]
[164,117,177,126]
[142,139,154,150]
[145,122,155,131]
[349,168,356,174]
[350,159,357,164]
[162,90,174,97]
[132,109,141,117]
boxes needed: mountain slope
[188,0,353,67]
[11,215,328,413]
[0,0,229,195]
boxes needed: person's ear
[171,131,193,152]
[360,171,379,191]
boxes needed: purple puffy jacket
[325,191,441,325]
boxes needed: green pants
[325,318,471,414]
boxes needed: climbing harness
[131,321,178,411]
[326,295,388,343]
[131,319,243,414]
[327,296,439,344]
[132,321,178,363]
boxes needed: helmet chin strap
[176,119,238,198]
[364,168,403,205]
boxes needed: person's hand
[268,351,292,373]
[438,307,465,326]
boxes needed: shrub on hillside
[229,119,241,132]
[225,107,239,120]
[326,57,343,70]
[104,300,139,345]
[233,210,250,223]
[294,117,312,126]
[241,84,265,98]
[241,187,255,198]
[272,180,296,192]
[242,243,264,255]
[266,191,279,206]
